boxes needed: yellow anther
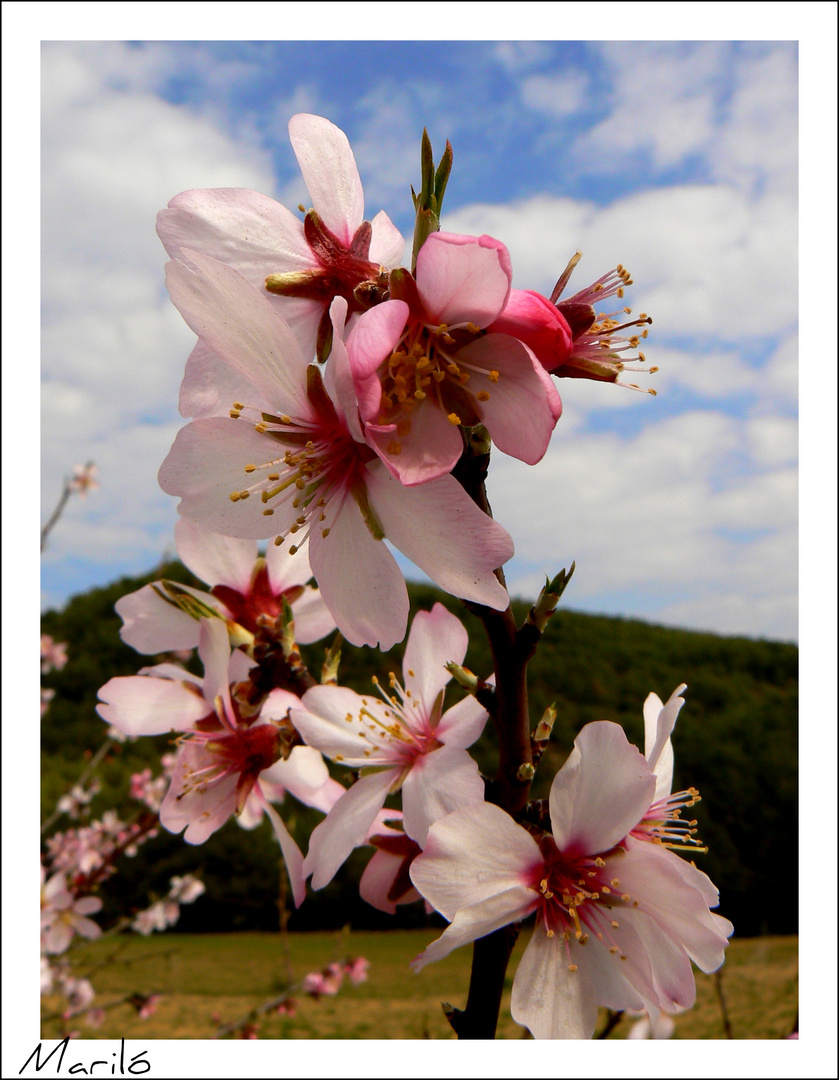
[288,544,298,555]
[489,370,499,382]
[244,464,257,473]
[273,536,284,546]
[476,391,490,402]
[568,964,578,972]
[238,491,250,500]
[254,423,267,433]
[263,508,274,516]
[321,528,331,538]
[229,410,241,419]
[447,413,462,426]
[466,322,481,334]
[229,491,241,502]
[610,878,621,887]
[621,893,631,903]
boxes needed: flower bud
[487,289,573,372]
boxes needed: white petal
[175,519,256,592]
[410,802,541,920]
[289,113,364,245]
[115,583,205,655]
[401,604,467,714]
[549,722,655,856]
[96,675,212,736]
[412,887,536,972]
[365,463,512,611]
[304,770,396,890]
[400,748,485,847]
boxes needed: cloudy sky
[26,25,818,644]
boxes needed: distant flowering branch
[41,461,98,552]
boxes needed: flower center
[377,321,498,456]
[531,836,636,970]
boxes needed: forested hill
[41,563,797,938]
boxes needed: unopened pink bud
[488,289,573,371]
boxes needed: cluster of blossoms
[87,113,730,1040]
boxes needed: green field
[43,931,797,1040]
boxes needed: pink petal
[263,744,329,794]
[401,747,484,847]
[435,694,489,749]
[159,418,299,538]
[288,114,364,246]
[368,210,406,266]
[289,585,337,645]
[175,519,256,593]
[549,722,656,857]
[345,299,409,382]
[292,686,397,768]
[454,334,562,463]
[196,619,234,723]
[365,463,513,611]
[643,684,687,801]
[265,535,317,592]
[308,489,409,650]
[412,887,536,972]
[616,840,733,973]
[401,603,467,712]
[157,187,313,287]
[511,930,596,1039]
[166,253,315,420]
[115,583,205,654]
[261,798,307,907]
[359,849,421,915]
[304,769,396,890]
[410,802,541,921]
[415,232,512,327]
[179,340,275,420]
[96,674,212,736]
[364,403,463,486]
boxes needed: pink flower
[157,113,404,361]
[292,603,488,889]
[410,721,732,1040]
[631,683,705,852]
[343,956,371,985]
[69,463,98,496]
[41,872,103,955]
[359,810,425,915]
[158,251,513,649]
[349,232,562,485]
[41,634,69,673]
[115,519,335,655]
[499,254,655,392]
[97,621,308,904]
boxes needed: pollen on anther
[476,391,490,402]
[244,464,257,473]
[447,413,462,426]
[568,964,578,972]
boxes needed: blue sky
[22,24,825,646]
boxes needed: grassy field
[43,931,798,1040]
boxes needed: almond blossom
[410,721,732,1039]
[158,250,513,649]
[291,603,489,890]
[157,113,404,361]
[97,620,311,905]
[489,253,655,393]
[350,231,562,485]
[41,871,102,955]
[115,519,334,655]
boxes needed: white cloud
[489,409,797,639]
[520,71,591,119]
[40,43,278,602]
[443,183,797,344]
